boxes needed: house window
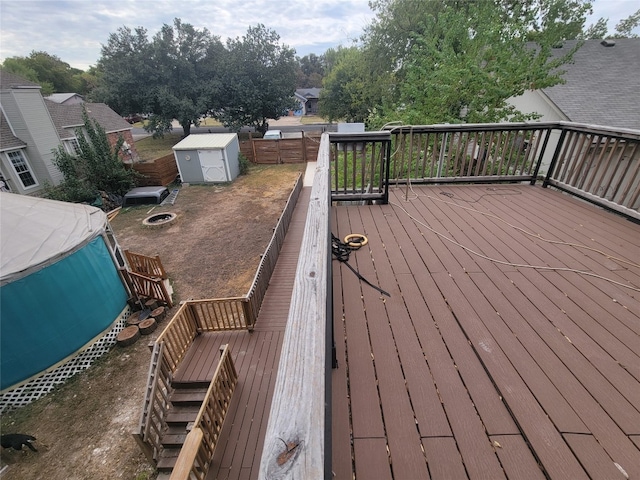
[7,150,38,188]
[65,138,81,155]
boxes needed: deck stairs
[156,380,209,472]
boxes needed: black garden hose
[331,234,390,297]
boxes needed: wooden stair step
[156,447,181,472]
[165,405,199,425]
[170,387,208,406]
[160,432,188,447]
[171,379,212,389]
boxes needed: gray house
[509,38,640,130]
[0,70,134,196]
[294,88,321,115]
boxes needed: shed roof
[0,193,107,284]
[172,133,238,150]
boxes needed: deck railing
[333,122,639,219]
[127,270,174,308]
[137,173,304,468]
[125,250,168,279]
[544,123,640,220]
[259,134,331,478]
[245,172,303,320]
[385,122,551,185]
[329,132,392,203]
[258,121,640,480]
[170,344,238,480]
[133,342,173,465]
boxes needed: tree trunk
[181,121,192,137]
[117,326,140,346]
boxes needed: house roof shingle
[543,38,640,130]
[0,111,28,151]
[0,69,41,90]
[296,88,321,99]
[45,100,131,139]
[46,93,84,104]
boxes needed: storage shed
[172,133,240,183]
[0,193,129,392]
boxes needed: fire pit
[142,212,177,228]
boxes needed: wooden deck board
[332,184,640,479]
[162,188,311,480]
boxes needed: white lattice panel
[0,306,132,413]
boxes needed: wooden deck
[332,184,640,479]
[169,187,311,480]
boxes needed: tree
[613,9,640,38]
[319,47,371,123]
[391,1,583,125]
[581,8,640,39]
[354,0,591,126]
[1,51,86,95]
[95,19,224,137]
[216,24,297,135]
[46,107,138,205]
[296,53,325,87]
[581,17,609,39]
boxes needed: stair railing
[169,344,238,480]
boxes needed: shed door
[199,149,227,182]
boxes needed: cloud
[1,0,637,70]
[0,0,375,69]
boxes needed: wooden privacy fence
[240,133,321,164]
[170,345,238,480]
[130,153,179,186]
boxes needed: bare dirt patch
[0,163,304,480]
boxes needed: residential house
[510,38,640,130]
[294,87,321,115]
[0,70,137,196]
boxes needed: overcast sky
[0,0,638,71]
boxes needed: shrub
[238,152,250,176]
[47,106,139,206]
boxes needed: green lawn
[134,133,183,162]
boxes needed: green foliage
[296,53,325,87]
[573,8,639,39]
[1,51,87,95]
[581,17,609,39]
[394,1,575,125]
[46,107,138,205]
[217,24,297,135]
[238,153,250,176]
[613,9,640,38]
[94,19,225,137]
[319,47,372,123]
[340,0,593,127]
